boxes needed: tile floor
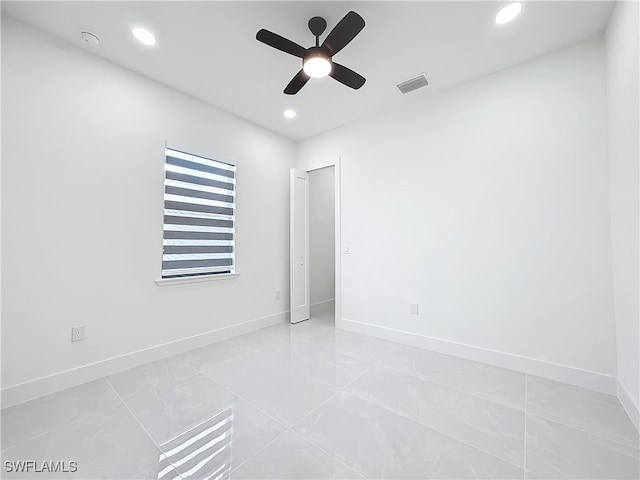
[1,311,638,479]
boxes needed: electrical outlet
[275,290,280,300]
[410,304,419,315]
[71,326,85,342]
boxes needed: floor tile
[207,354,337,427]
[266,340,373,390]
[230,330,290,352]
[378,345,525,410]
[527,375,639,448]
[265,319,330,338]
[4,323,634,480]
[204,351,281,387]
[347,365,525,467]
[107,355,199,400]
[293,391,523,479]
[231,430,360,479]
[123,373,286,476]
[524,471,545,479]
[123,374,235,444]
[294,328,399,364]
[526,414,640,479]
[1,379,121,449]
[262,310,334,339]
[156,400,286,479]
[157,405,232,480]
[306,310,338,329]
[0,404,172,479]
[180,338,254,373]
[224,399,288,470]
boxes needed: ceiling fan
[256,11,366,95]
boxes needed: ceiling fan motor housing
[308,16,327,38]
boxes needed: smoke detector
[396,73,429,94]
[79,30,101,46]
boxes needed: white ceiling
[3,1,613,141]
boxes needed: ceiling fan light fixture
[303,53,332,78]
[495,2,522,24]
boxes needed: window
[162,147,235,279]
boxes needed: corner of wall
[617,379,640,433]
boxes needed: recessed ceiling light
[132,27,156,46]
[283,109,297,119]
[495,2,522,24]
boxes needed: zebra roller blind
[162,148,235,278]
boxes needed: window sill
[155,273,240,286]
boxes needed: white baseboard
[1,311,288,408]
[617,380,640,433]
[337,318,617,396]
[310,298,335,315]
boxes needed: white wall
[299,36,617,391]
[1,18,295,402]
[606,1,640,427]
[309,166,335,307]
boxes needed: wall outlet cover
[71,326,85,342]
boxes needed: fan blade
[320,11,365,56]
[330,62,366,89]
[284,70,310,95]
[256,29,307,58]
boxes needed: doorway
[289,164,337,327]
[308,165,335,327]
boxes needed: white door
[290,168,310,324]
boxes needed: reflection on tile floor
[2,311,638,479]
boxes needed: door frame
[304,159,341,326]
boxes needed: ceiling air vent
[396,74,429,94]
